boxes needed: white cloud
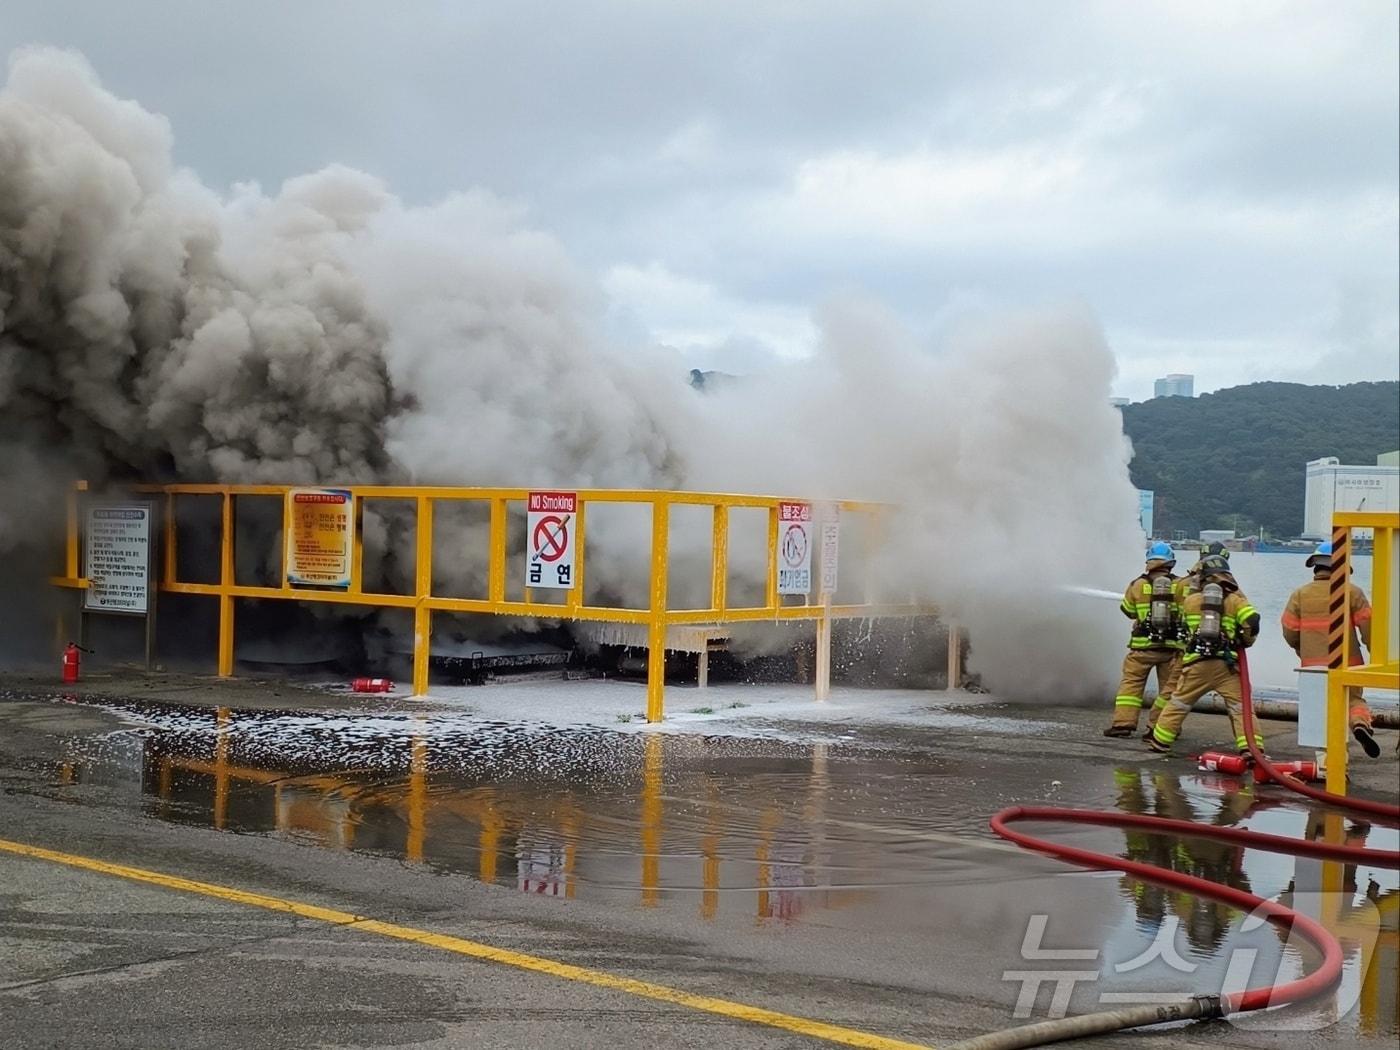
[775,144,1088,244]
[1,1,1395,398]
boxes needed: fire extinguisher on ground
[351,677,394,693]
[1198,750,1322,784]
[62,643,93,684]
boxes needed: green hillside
[1120,381,1400,538]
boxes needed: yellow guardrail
[53,483,927,720]
[1326,511,1400,793]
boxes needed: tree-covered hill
[1120,381,1400,538]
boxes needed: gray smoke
[0,47,396,527]
[1,47,1143,695]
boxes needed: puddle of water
[18,692,1400,1038]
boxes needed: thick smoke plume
[0,48,1143,695]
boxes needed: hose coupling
[1190,993,1224,1019]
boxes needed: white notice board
[84,504,152,614]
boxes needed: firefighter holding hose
[1104,542,1186,738]
[1147,554,1262,755]
[1281,542,1381,758]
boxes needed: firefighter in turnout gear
[1148,555,1262,754]
[1282,543,1381,758]
[1104,542,1185,738]
[1183,542,1229,594]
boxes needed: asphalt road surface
[1,679,1396,1048]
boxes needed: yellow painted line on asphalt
[0,836,933,1050]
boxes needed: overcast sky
[4,1,1397,401]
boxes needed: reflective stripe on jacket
[1121,573,1185,650]
[1281,578,1371,666]
[1181,588,1258,665]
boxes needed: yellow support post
[279,490,292,590]
[65,481,84,578]
[163,492,177,585]
[765,505,779,610]
[217,491,235,677]
[1325,674,1349,795]
[488,497,507,604]
[1370,522,1393,665]
[711,504,728,611]
[567,501,586,611]
[349,493,364,595]
[412,496,433,698]
[647,499,670,723]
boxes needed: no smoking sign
[776,501,812,595]
[526,491,578,589]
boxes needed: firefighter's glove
[1239,612,1261,648]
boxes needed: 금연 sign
[819,505,840,596]
[526,491,577,589]
[286,488,354,588]
[84,504,152,614]
[777,500,812,595]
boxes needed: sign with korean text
[286,488,354,588]
[776,501,812,595]
[84,504,152,614]
[819,505,840,596]
[526,491,577,590]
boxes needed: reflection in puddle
[47,698,1400,1036]
[1108,767,1398,1037]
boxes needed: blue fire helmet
[1306,542,1333,569]
[1145,541,1176,565]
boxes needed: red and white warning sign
[776,500,812,595]
[526,491,578,590]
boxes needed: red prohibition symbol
[781,523,808,566]
[532,515,570,562]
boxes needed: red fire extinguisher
[1255,759,1322,784]
[351,677,394,693]
[1197,750,1251,776]
[62,643,83,684]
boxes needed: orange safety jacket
[1280,576,1372,667]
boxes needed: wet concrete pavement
[0,681,1396,1048]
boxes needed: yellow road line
[0,836,932,1050]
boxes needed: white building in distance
[1153,374,1194,398]
[1302,454,1400,539]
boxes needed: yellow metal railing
[54,483,926,720]
[1326,511,1400,793]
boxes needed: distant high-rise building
[1153,373,1194,398]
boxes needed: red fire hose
[948,650,1399,1050]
